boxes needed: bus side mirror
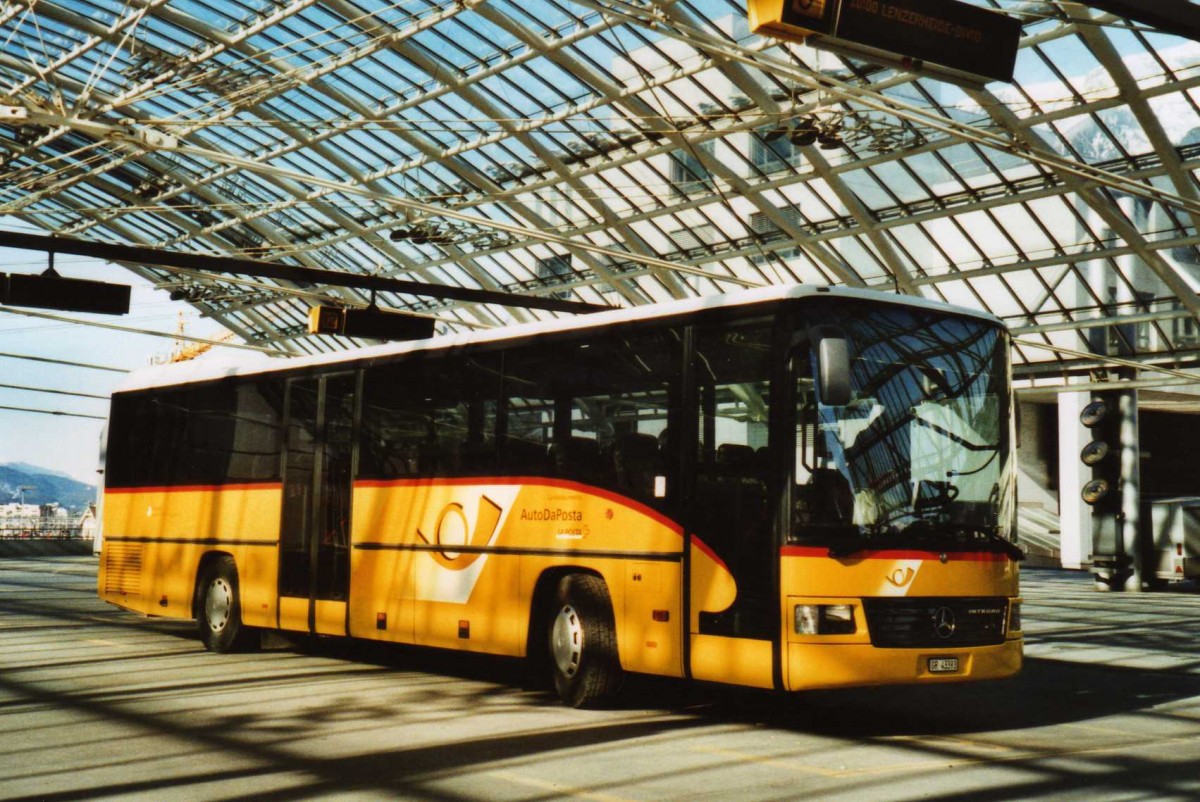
[816,333,851,406]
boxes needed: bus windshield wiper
[826,527,895,558]
[895,521,1025,561]
[827,537,870,558]
[955,526,1025,561]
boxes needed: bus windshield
[793,303,1015,553]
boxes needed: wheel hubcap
[205,577,232,633]
[551,604,583,677]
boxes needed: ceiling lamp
[788,118,819,147]
[390,221,455,246]
[817,125,843,150]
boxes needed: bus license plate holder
[927,656,959,674]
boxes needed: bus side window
[499,345,554,476]
[106,393,157,488]
[501,329,680,505]
[227,381,284,482]
[359,356,500,479]
[359,371,428,480]
[612,431,662,501]
[550,434,605,485]
[500,396,552,474]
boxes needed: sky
[0,239,228,486]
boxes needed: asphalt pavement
[2,557,1200,801]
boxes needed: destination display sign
[750,0,1021,84]
[776,0,838,35]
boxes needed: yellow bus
[99,285,1022,707]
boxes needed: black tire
[196,555,257,652]
[549,574,622,708]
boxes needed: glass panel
[670,143,715,196]
[280,378,319,598]
[227,381,285,482]
[502,327,681,509]
[315,374,355,601]
[793,301,1014,554]
[693,319,775,639]
[171,387,231,484]
[105,382,283,488]
[750,127,802,174]
[104,393,180,488]
[359,355,501,479]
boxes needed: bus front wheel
[196,556,257,653]
[549,574,622,708]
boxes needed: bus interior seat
[807,468,854,522]
[502,436,549,473]
[458,435,496,474]
[613,431,661,500]
[695,443,769,568]
[754,446,772,481]
[716,443,756,476]
[550,436,605,484]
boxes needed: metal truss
[1,0,1199,395]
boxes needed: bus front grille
[104,543,143,596]
[862,597,1008,648]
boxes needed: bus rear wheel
[549,574,622,708]
[196,556,257,653]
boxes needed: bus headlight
[794,604,856,635]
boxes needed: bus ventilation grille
[104,543,143,596]
[862,597,1007,648]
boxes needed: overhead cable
[0,404,106,420]
[0,352,128,372]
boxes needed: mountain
[0,463,97,511]
[4,462,76,481]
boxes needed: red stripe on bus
[105,482,282,495]
[689,536,730,573]
[353,476,684,535]
[780,546,1011,562]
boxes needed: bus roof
[115,284,1003,394]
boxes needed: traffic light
[307,305,434,341]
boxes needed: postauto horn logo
[412,489,519,604]
[417,495,503,570]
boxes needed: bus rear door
[278,372,357,635]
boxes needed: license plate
[928,657,959,673]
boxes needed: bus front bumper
[786,638,1022,691]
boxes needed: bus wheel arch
[527,568,594,669]
[543,572,623,708]
[194,553,258,653]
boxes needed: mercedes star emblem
[933,606,957,639]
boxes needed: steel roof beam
[1068,5,1200,236]
[0,230,610,314]
[1080,1,1200,41]
[3,0,518,332]
[586,0,1200,219]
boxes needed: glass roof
[2,0,1200,386]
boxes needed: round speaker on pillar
[1079,391,1123,516]
[1080,399,1109,427]
[1080,440,1110,466]
[1081,478,1111,505]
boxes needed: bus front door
[278,372,356,636]
[687,321,779,690]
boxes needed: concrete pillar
[1058,391,1091,569]
[1117,386,1141,591]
